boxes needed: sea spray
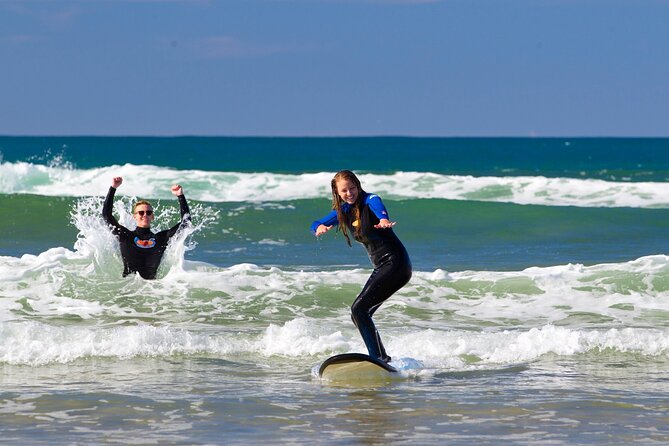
[69,195,220,279]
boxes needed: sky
[0,0,668,137]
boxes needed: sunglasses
[135,210,154,216]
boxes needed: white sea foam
[3,161,669,207]
[4,224,669,325]
[0,321,249,366]
[2,195,669,366]
[385,324,669,369]
[3,243,669,366]
[1,317,667,367]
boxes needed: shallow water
[2,353,668,445]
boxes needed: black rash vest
[102,186,191,279]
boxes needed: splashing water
[68,195,219,279]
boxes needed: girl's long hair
[330,170,366,246]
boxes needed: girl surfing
[310,170,412,363]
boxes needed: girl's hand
[374,218,396,229]
[315,224,333,237]
[112,177,123,188]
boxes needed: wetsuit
[102,186,191,280]
[311,193,412,362]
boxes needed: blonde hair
[132,200,153,214]
[330,170,366,247]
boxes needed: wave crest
[2,161,669,207]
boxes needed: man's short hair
[132,200,153,214]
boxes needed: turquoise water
[1,137,668,444]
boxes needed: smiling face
[133,203,154,228]
[336,178,359,205]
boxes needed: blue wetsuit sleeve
[366,194,390,220]
[310,210,338,235]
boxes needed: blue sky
[1,0,667,137]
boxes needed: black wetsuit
[102,186,191,279]
[311,193,412,362]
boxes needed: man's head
[132,200,154,228]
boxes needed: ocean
[1,136,668,444]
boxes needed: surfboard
[318,353,398,382]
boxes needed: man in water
[102,176,191,279]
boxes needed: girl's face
[336,178,359,205]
